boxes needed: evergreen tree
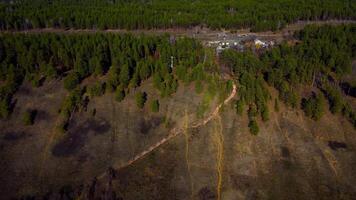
[248,120,259,135]
[150,99,160,113]
[115,85,125,102]
[64,72,81,91]
[119,64,131,87]
[135,92,147,109]
[235,100,244,116]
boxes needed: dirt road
[98,82,237,179]
[1,20,355,43]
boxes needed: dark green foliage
[88,82,105,97]
[248,105,258,119]
[278,81,299,108]
[261,24,355,112]
[22,109,37,125]
[322,84,344,114]
[138,61,151,81]
[0,33,204,119]
[0,97,11,119]
[176,64,189,83]
[28,73,41,87]
[150,100,160,113]
[56,87,84,132]
[45,62,58,79]
[74,56,88,78]
[221,25,355,127]
[302,92,325,121]
[0,0,354,31]
[135,92,147,109]
[195,81,203,94]
[261,104,269,121]
[64,72,80,91]
[60,88,84,120]
[89,56,105,76]
[107,66,120,92]
[235,100,244,116]
[342,103,356,128]
[115,85,125,102]
[119,64,131,87]
[248,120,259,135]
[221,50,270,117]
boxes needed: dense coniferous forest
[0,0,355,31]
[221,25,356,134]
[0,24,355,135]
[0,33,225,127]
[0,1,356,198]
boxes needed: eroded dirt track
[98,83,237,179]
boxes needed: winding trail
[98,82,237,179]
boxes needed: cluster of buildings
[206,33,275,54]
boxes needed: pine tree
[150,99,159,113]
[115,85,125,102]
[135,92,147,109]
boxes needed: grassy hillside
[0,24,355,199]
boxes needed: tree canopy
[0,0,354,31]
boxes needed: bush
[302,92,325,121]
[261,104,269,121]
[323,85,343,114]
[150,100,160,113]
[88,82,105,97]
[0,98,11,119]
[64,72,81,91]
[60,88,83,119]
[135,92,147,109]
[115,85,125,102]
[248,120,259,135]
[248,105,258,119]
[22,109,37,125]
[235,100,244,116]
[29,74,41,87]
[195,81,203,94]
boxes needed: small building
[215,39,244,54]
[254,39,268,49]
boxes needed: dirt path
[98,82,237,179]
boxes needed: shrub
[150,100,160,113]
[135,92,147,109]
[235,100,244,116]
[261,104,269,121]
[64,72,81,91]
[248,105,258,119]
[22,109,37,125]
[248,120,259,135]
[115,85,125,102]
[88,82,105,97]
[0,98,11,119]
[195,81,203,94]
[302,92,325,121]
[60,88,83,119]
